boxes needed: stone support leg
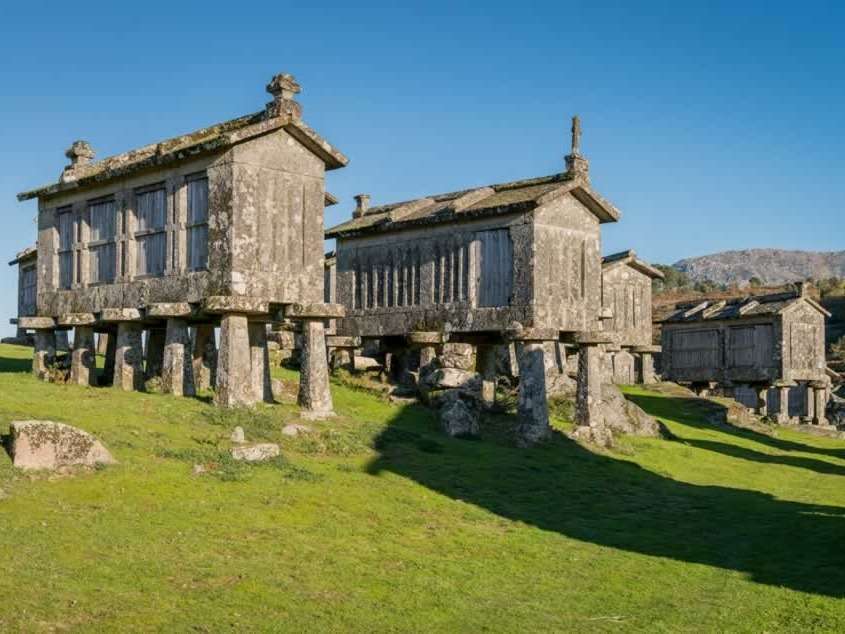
[248,322,273,403]
[32,330,56,380]
[515,342,551,445]
[812,386,828,426]
[419,345,437,373]
[114,323,144,391]
[776,385,791,424]
[803,383,815,422]
[192,324,217,391]
[162,319,195,397]
[640,353,656,385]
[477,344,497,409]
[298,319,334,419]
[70,326,96,386]
[756,387,769,417]
[575,343,604,428]
[145,328,166,380]
[215,313,255,408]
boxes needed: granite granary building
[16,72,347,416]
[600,250,663,384]
[660,284,832,425]
[326,118,623,443]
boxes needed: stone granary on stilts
[15,72,347,417]
[326,117,622,444]
[600,250,663,384]
[659,284,833,426]
[6,246,37,344]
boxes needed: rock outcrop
[568,384,661,447]
[8,420,116,471]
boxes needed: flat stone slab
[326,335,361,348]
[205,296,269,315]
[632,345,662,354]
[282,423,312,437]
[407,331,447,345]
[57,313,96,326]
[8,420,116,471]
[146,303,193,318]
[18,316,56,330]
[285,302,346,319]
[230,443,280,462]
[506,325,559,342]
[101,308,143,322]
[575,330,615,345]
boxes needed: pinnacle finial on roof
[65,140,95,167]
[265,72,303,119]
[565,114,589,180]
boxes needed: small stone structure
[326,117,622,443]
[16,72,347,416]
[660,284,833,426]
[600,250,663,384]
[7,420,115,470]
[5,246,37,344]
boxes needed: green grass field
[1,342,844,632]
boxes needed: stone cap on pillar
[809,380,829,389]
[204,296,269,315]
[632,345,662,354]
[407,331,447,346]
[604,344,622,352]
[772,380,796,388]
[505,323,559,342]
[57,313,96,326]
[146,302,194,318]
[18,316,56,330]
[101,308,143,322]
[326,335,361,348]
[575,330,614,345]
[285,303,346,320]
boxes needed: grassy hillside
[1,343,845,632]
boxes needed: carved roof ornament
[565,115,589,180]
[265,72,303,119]
[65,140,95,167]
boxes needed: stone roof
[8,245,36,266]
[661,290,831,323]
[18,74,348,202]
[602,249,664,280]
[325,172,620,239]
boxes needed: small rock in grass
[230,426,246,443]
[231,443,280,462]
[192,464,206,475]
[282,423,312,437]
[9,420,116,471]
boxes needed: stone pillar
[299,319,334,418]
[515,341,551,445]
[162,318,195,397]
[70,326,96,386]
[32,330,56,380]
[575,343,604,428]
[633,345,660,385]
[145,328,166,379]
[756,386,769,417]
[192,324,217,391]
[96,333,109,356]
[114,322,145,391]
[476,344,497,409]
[774,381,793,424]
[803,382,815,423]
[215,313,255,408]
[408,332,445,375]
[811,381,828,426]
[248,322,273,403]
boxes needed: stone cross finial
[265,73,303,119]
[565,115,589,180]
[571,115,582,156]
[65,140,95,167]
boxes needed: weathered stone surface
[515,342,551,446]
[285,302,345,319]
[32,330,56,380]
[298,319,334,419]
[216,313,255,408]
[70,326,96,386]
[440,343,475,370]
[353,355,382,372]
[192,324,217,390]
[420,368,481,392]
[439,398,480,437]
[611,350,636,385]
[205,296,269,315]
[9,420,115,471]
[114,322,144,391]
[19,316,56,330]
[282,423,312,437]
[827,394,845,427]
[230,443,280,462]
[575,343,603,428]
[248,322,273,403]
[476,344,497,408]
[58,313,96,326]
[146,303,193,318]
[230,426,245,443]
[101,308,143,322]
[162,318,195,397]
[408,331,446,346]
[325,335,361,348]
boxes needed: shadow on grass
[367,403,845,598]
[0,355,32,374]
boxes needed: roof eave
[569,185,621,224]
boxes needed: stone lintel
[204,296,269,315]
[407,331,447,345]
[575,331,614,345]
[146,302,193,318]
[101,308,143,322]
[632,345,662,354]
[285,302,346,320]
[18,316,56,330]
[58,313,97,326]
[506,326,559,342]
[773,380,796,388]
[326,335,361,348]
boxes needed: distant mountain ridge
[673,249,845,286]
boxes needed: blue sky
[1,1,843,335]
